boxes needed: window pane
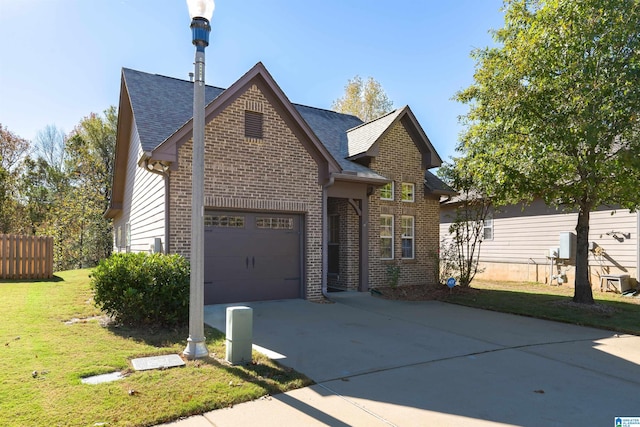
[380,215,394,259]
[401,183,414,202]
[401,217,414,237]
[483,213,493,240]
[401,239,413,259]
[401,216,414,258]
[380,216,393,237]
[205,215,245,228]
[256,217,293,230]
[380,238,393,259]
[381,182,393,200]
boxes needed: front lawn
[0,270,311,427]
[443,280,640,336]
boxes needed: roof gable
[153,62,342,178]
[346,106,442,169]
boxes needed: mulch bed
[372,283,479,301]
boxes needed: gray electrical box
[225,306,253,365]
[559,232,576,259]
[153,237,163,254]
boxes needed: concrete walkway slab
[157,293,640,427]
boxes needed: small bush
[91,253,190,327]
[386,264,401,288]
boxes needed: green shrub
[91,253,190,327]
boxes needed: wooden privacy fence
[0,235,54,280]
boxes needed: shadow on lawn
[106,323,224,348]
[441,287,640,336]
[0,274,64,283]
[197,354,313,396]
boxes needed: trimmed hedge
[91,253,190,327]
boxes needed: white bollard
[225,306,253,365]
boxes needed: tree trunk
[573,205,594,304]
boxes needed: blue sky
[0,0,504,163]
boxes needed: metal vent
[245,111,263,139]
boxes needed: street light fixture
[184,0,214,360]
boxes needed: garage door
[203,211,302,304]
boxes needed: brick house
[106,62,454,304]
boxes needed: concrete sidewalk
[159,293,640,426]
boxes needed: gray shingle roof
[346,108,405,157]
[121,68,450,190]
[293,104,384,177]
[123,68,224,152]
[424,170,457,195]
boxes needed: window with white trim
[125,222,131,252]
[380,182,394,201]
[483,212,494,240]
[401,183,415,202]
[380,215,394,259]
[115,225,122,249]
[401,216,415,259]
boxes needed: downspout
[321,174,335,299]
[637,210,639,286]
[144,159,171,254]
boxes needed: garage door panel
[204,211,302,304]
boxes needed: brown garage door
[203,211,302,304]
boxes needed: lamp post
[184,0,215,360]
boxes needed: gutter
[330,172,390,185]
[143,159,171,255]
[321,174,336,300]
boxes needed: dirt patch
[372,283,479,301]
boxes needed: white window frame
[380,182,394,201]
[115,225,122,249]
[380,214,394,260]
[401,182,415,202]
[483,212,494,241]
[401,216,415,259]
[125,222,131,252]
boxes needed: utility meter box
[558,232,576,260]
[225,306,253,365]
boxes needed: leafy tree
[38,107,117,270]
[18,156,68,234]
[438,161,492,287]
[0,124,30,172]
[455,0,640,303]
[0,124,30,233]
[332,75,394,122]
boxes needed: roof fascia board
[331,172,390,186]
[400,108,442,168]
[106,70,134,219]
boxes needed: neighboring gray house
[440,198,639,289]
[106,62,454,304]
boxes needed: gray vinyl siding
[440,199,637,269]
[112,122,166,253]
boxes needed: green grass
[0,270,311,427]
[443,280,640,336]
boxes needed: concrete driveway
[166,292,640,426]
